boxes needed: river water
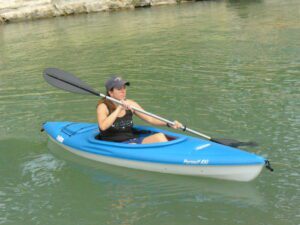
[0,0,299,224]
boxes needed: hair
[97,91,116,114]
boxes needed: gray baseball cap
[105,76,130,91]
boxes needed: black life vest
[98,109,138,142]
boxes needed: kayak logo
[184,159,209,165]
[56,135,64,143]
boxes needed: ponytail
[97,91,116,114]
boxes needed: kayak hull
[43,122,266,182]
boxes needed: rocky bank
[0,0,194,24]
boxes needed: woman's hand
[119,100,134,112]
[169,120,183,130]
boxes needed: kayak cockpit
[53,122,188,148]
[94,127,178,143]
[89,126,188,148]
[89,134,187,148]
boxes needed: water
[0,0,299,224]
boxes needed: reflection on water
[48,139,264,206]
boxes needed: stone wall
[0,0,186,24]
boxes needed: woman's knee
[142,132,168,144]
[155,133,168,142]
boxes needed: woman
[97,76,182,144]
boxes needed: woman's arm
[126,100,170,126]
[97,103,123,131]
[127,100,183,129]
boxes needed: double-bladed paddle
[43,68,258,148]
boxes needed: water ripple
[21,154,65,188]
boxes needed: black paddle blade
[211,138,258,148]
[43,68,99,96]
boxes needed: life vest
[97,101,138,142]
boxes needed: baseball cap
[105,76,130,91]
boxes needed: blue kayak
[42,121,268,182]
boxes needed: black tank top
[99,110,138,142]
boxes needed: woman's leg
[142,133,168,144]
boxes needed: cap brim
[114,81,130,89]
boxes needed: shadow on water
[227,0,263,5]
[226,0,264,18]
[46,139,264,207]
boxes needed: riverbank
[0,0,195,24]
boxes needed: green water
[0,0,299,224]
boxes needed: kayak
[42,121,268,182]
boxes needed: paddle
[43,68,258,148]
